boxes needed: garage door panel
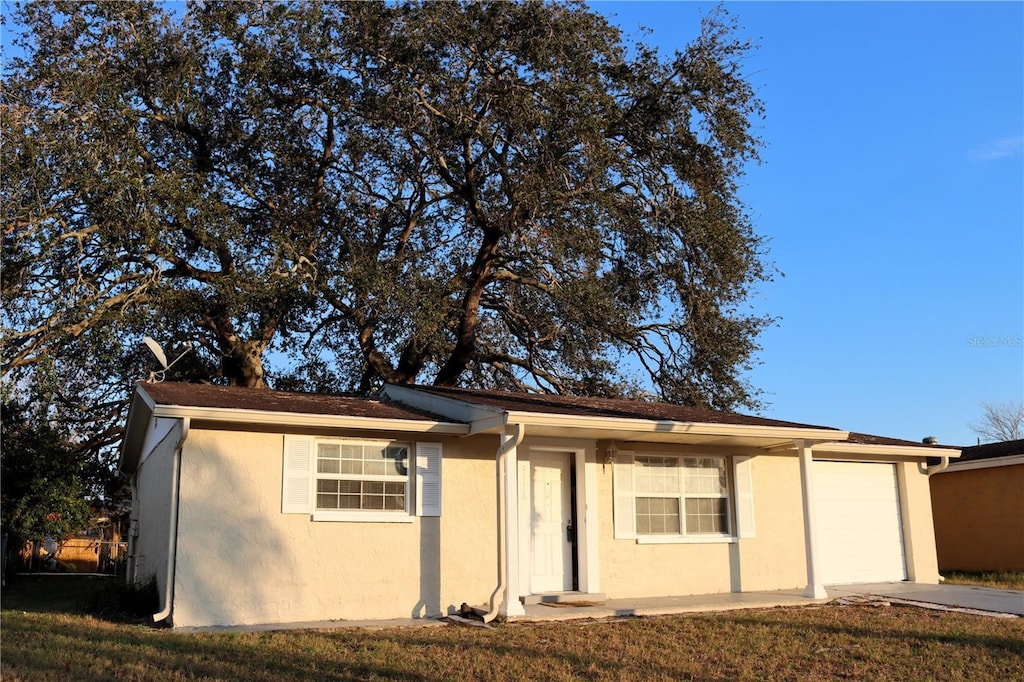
[813,461,907,584]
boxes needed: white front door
[529,452,573,593]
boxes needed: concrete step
[521,592,607,605]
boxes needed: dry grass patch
[2,577,1023,681]
[942,571,1024,591]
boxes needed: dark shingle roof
[405,385,843,432]
[846,432,959,450]
[138,382,452,423]
[956,439,1024,462]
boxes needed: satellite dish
[144,336,169,369]
[143,336,193,382]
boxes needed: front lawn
[2,576,1022,681]
[942,571,1024,591]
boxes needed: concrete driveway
[829,582,1024,616]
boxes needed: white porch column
[500,429,526,616]
[797,440,828,599]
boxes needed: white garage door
[813,461,907,584]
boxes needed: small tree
[968,401,1024,443]
[1,401,93,567]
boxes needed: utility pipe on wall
[152,417,189,625]
[483,422,524,624]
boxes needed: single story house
[929,439,1024,572]
[119,382,958,628]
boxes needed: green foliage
[1,400,93,544]
[2,0,773,419]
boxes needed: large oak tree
[3,0,773,458]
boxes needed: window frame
[312,438,412,520]
[625,452,737,544]
[281,435,442,523]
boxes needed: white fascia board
[383,384,503,423]
[498,411,848,443]
[936,454,1024,473]
[118,387,158,476]
[811,442,962,459]
[468,413,509,435]
[149,403,470,435]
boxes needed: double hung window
[613,450,752,542]
[634,456,730,536]
[315,441,409,513]
[281,435,442,521]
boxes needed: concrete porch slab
[513,589,825,622]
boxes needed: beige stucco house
[929,439,1024,572]
[119,382,958,628]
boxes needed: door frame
[518,444,598,597]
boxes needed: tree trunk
[222,341,268,388]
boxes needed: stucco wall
[597,451,809,598]
[930,463,1024,571]
[156,423,946,626]
[133,424,180,600]
[897,461,940,583]
[734,455,809,591]
[170,428,499,627]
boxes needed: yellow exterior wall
[930,463,1024,571]
[896,461,940,583]
[171,428,499,627]
[157,426,947,627]
[735,455,809,591]
[596,451,809,598]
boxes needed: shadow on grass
[1,573,156,623]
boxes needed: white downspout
[483,422,525,623]
[152,417,189,625]
[127,476,139,584]
[925,455,949,476]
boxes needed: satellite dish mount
[144,336,193,383]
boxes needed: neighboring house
[14,506,128,575]
[929,439,1024,572]
[118,382,957,628]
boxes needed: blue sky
[598,1,1023,445]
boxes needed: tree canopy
[1,398,94,545]
[3,0,772,455]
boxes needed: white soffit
[812,442,961,460]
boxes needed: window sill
[635,535,737,545]
[312,512,415,523]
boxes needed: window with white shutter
[282,436,441,522]
[415,442,442,517]
[612,450,750,543]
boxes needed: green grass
[2,576,1022,681]
[942,571,1024,591]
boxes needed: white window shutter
[416,442,443,517]
[612,452,636,539]
[733,455,756,538]
[282,435,314,514]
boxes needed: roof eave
[150,403,470,435]
[118,386,157,476]
[476,410,847,444]
[812,441,962,458]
